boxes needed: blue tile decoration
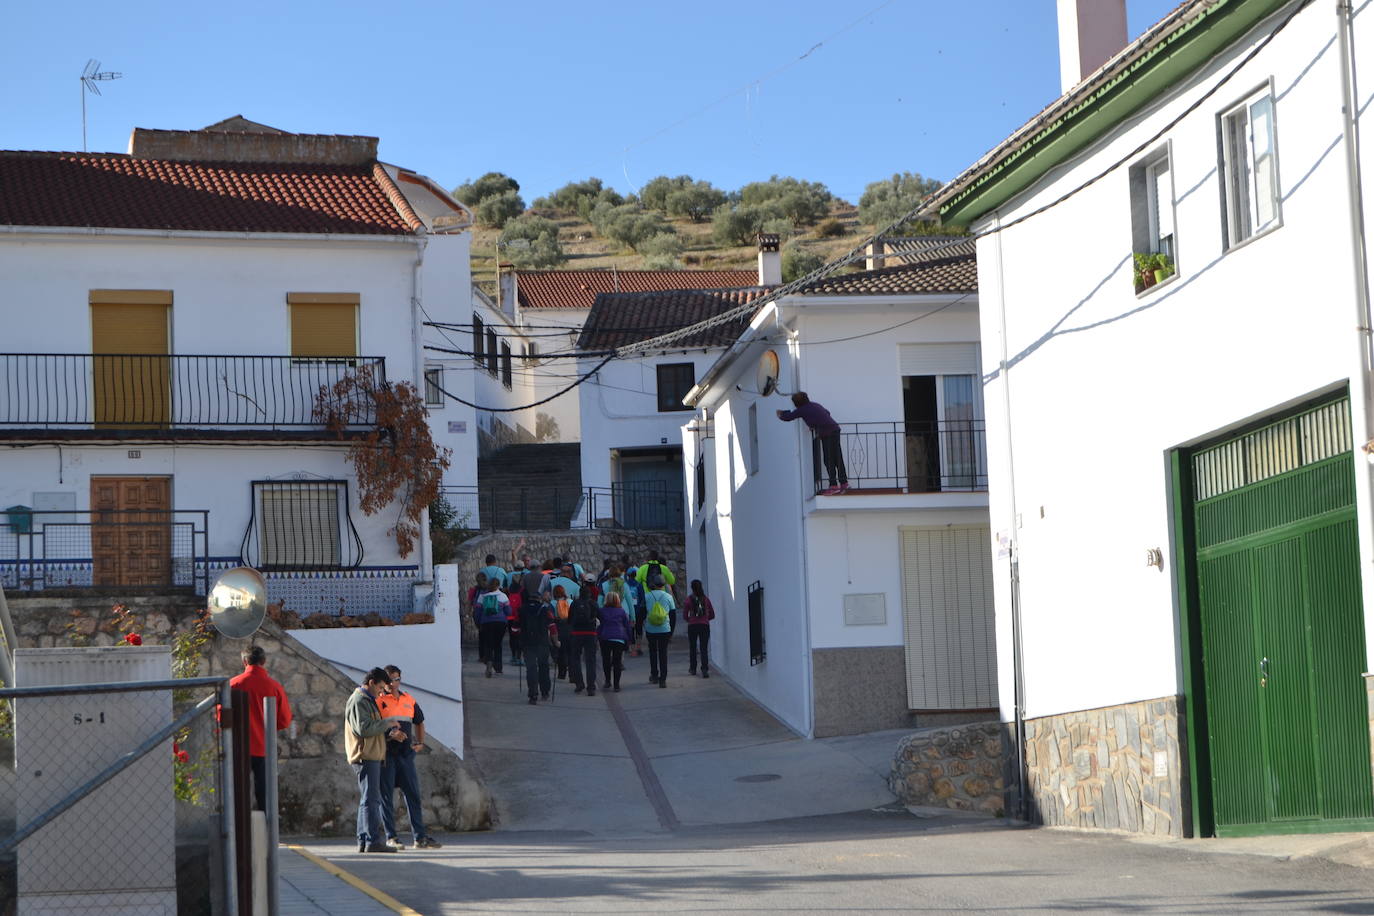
[264,566,419,621]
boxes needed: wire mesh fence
[0,674,228,915]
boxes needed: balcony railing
[815,420,987,495]
[0,354,386,430]
[1,508,209,593]
[440,483,683,532]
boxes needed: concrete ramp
[464,638,899,834]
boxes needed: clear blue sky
[3,1,1182,204]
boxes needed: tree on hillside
[475,190,525,228]
[782,241,826,283]
[639,232,685,270]
[640,175,694,212]
[738,176,832,226]
[589,202,675,252]
[499,214,566,268]
[454,171,520,207]
[857,171,943,228]
[533,177,624,220]
[666,182,727,222]
[711,205,767,247]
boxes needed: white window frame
[1145,155,1175,260]
[1220,86,1281,249]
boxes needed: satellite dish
[207,567,268,639]
[756,350,780,397]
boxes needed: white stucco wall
[417,234,480,492]
[294,564,464,754]
[579,349,721,491]
[971,3,1373,722]
[521,307,590,442]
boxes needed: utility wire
[433,355,615,412]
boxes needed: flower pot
[1153,268,1169,284]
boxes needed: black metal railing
[240,480,364,571]
[0,353,386,429]
[0,508,210,593]
[441,483,683,532]
[815,420,987,495]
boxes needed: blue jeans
[381,753,428,842]
[353,759,384,844]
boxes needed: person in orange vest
[228,645,292,811]
[376,665,442,849]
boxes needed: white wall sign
[843,593,887,626]
[448,421,467,434]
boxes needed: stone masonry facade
[1020,696,1184,836]
[8,596,494,835]
[889,722,1006,815]
[456,530,685,591]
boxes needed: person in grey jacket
[345,667,406,853]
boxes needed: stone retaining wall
[455,530,686,591]
[889,722,1006,815]
[7,596,494,835]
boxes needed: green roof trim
[938,0,1290,226]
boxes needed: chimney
[865,239,886,271]
[499,268,517,318]
[757,233,782,285]
[1057,0,1128,94]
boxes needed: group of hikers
[467,544,716,704]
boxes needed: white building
[0,121,472,621]
[499,266,757,444]
[682,240,994,740]
[921,0,1374,837]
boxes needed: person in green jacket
[635,551,678,631]
[345,667,407,853]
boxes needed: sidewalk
[279,845,407,916]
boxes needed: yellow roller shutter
[90,299,170,426]
[288,294,359,358]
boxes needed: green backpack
[647,598,668,628]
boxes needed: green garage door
[1189,396,1373,836]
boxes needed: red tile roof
[798,238,977,296]
[0,151,421,235]
[515,269,758,311]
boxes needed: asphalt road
[297,808,1374,914]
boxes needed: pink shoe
[821,486,842,496]
[838,483,851,493]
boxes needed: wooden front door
[91,477,172,587]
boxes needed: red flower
[125,633,142,646]
[175,749,190,763]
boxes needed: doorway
[90,476,172,587]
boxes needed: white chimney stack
[1057,0,1128,94]
[757,233,782,286]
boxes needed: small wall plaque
[843,593,886,626]
[447,421,467,434]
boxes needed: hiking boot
[364,843,398,853]
[688,667,696,676]
[614,685,621,692]
[485,662,492,678]
[358,838,367,853]
[650,673,659,683]
[702,670,710,678]
[528,696,537,705]
[541,692,550,700]
[603,680,611,689]
[415,837,443,849]
[587,686,596,696]
[658,678,667,688]
[574,685,584,694]
[386,837,405,850]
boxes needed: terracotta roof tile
[516,269,758,311]
[578,287,772,351]
[798,238,977,296]
[0,151,418,234]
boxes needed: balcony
[813,420,988,497]
[0,354,386,437]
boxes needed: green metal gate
[1182,396,1373,836]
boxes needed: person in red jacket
[228,645,293,811]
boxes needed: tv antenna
[80,59,122,151]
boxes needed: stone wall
[1020,696,1184,836]
[889,722,1006,815]
[455,530,686,592]
[7,595,494,836]
[813,647,913,737]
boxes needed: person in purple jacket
[777,391,849,495]
[596,592,632,692]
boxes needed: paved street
[291,640,1374,913]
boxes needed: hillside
[469,200,869,288]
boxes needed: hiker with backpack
[550,580,576,680]
[568,579,601,696]
[624,565,646,656]
[480,554,510,590]
[596,591,632,692]
[684,579,716,678]
[643,577,676,688]
[636,551,679,634]
[475,577,510,677]
[518,588,560,704]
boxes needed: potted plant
[1151,252,1175,284]
[1133,252,1157,293]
